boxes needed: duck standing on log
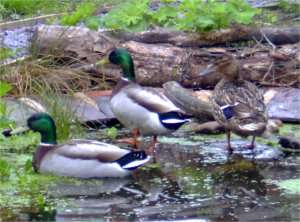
[99,48,190,154]
[200,53,267,154]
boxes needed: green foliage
[101,0,151,31]
[0,81,13,127]
[278,0,300,14]
[85,16,102,30]
[0,81,12,97]
[0,159,11,180]
[41,93,85,142]
[0,0,71,19]
[0,131,40,152]
[101,0,260,32]
[279,124,300,138]
[60,2,97,26]
[105,127,118,139]
[0,154,58,214]
[0,48,16,61]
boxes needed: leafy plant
[0,0,72,18]
[278,0,300,14]
[0,81,13,128]
[0,159,11,180]
[101,0,261,32]
[60,2,97,26]
[101,0,151,31]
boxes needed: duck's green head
[108,48,135,81]
[27,113,57,144]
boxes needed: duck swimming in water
[200,53,267,153]
[4,113,150,178]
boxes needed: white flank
[122,156,151,169]
[40,143,54,146]
[239,123,259,131]
[161,118,188,124]
[40,154,131,178]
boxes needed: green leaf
[0,81,12,97]
[85,16,101,30]
[60,2,96,26]
[106,127,118,139]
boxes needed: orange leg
[117,128,140,149]
[146,135,157,156]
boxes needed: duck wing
[126,84,181,113]
[212,80,266,124]
[55,139,129,162]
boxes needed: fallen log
[163,81,213,121]
[33,25,300,88]
[113,26,300,47]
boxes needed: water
[2,131,299,221]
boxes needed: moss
[0,48,16,61]
[279,124,300,139]
[174,167,213,197]
[276,179,300,195]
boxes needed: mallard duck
[4,113,150,178]
[200,53,267,153]
[100,48,190,153]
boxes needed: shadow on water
[1,132,300,221]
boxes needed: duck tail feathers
[116,151,151,170]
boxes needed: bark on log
[113,26,300,47]
[33,25,300,88]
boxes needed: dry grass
[0,55,110,97]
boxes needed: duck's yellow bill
[10,126,30,135]
[96,57,110,66]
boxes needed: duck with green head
[200,53,267,153]
[4,113,150,178]
[100,48,190,153]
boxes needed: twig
[260,80,298,87]
[260,29,276,50]
[262,61,274,81]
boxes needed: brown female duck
[201,54,267,153]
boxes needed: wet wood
[34,25,300,88]
[279,136,300,150]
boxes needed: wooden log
[112,26,300,47]
[163,81,213,121]
[33,25,300,88]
